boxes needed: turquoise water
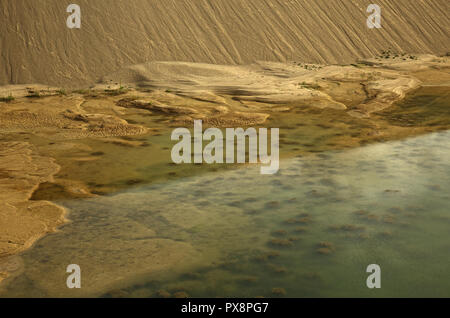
[1,130,449,297]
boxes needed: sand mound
[109,56,448,118]
[1,0,448,87]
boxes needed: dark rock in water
[285,198,297,204]
[319,178,336,186]
[244,209,261,215]
[125,179,144,185]
[271,288,287,296]
[181,272,202,280]
[353,210,368,216]
[253,250,280,262]
[316,153,331,159]
[238,276,259,285]
[270,180,283,187]
[156,290,171,298]
[242,197,258,203]
[284,216,312,225]
[304,272,322,280]
[294,226,308,233]
[266,251,280,258]
[102,289,129,298]
[268,264,287,274]
[317,241,334,249]
[384,189,401,193]
[272,229,288,237]
[382,215,396,224]
[306,189,326,198]
[378,230,393,238]
[265,201,280,209]
[328,224,365,232]
[173,291,189,298]
[387,207,402,214]
[427,184,441,191]
[269,238,293,247]
[227,201,241,207]
[316,247,333,255]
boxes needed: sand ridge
[106,55,448,120]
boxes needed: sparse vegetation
[299,81,320,90]
[56,89,67,96]
[0,94,15,103]
[26,91,41,98]
[104,86,129,96]
[378,50,417,60]
[72,89,100,98]
[295,63,322,71]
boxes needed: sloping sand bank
[1,0,448,87]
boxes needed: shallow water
[1,129,449,297]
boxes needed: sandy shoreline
[0,54,448,285]
[0,142,67,283]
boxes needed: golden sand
[1,1,448,87]
[0,142,66,282]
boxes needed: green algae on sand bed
[1,129,449,298]
[375,86,450,128]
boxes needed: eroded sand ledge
[0,142,67,283]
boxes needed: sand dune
[1,0,448,87]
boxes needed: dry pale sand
[105,54,449,120]
[1,0,449,87]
